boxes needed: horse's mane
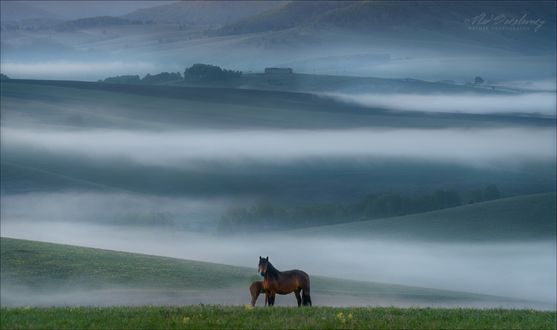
[266,261,280,280]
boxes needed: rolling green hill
[1,80,555,200]
[0,238,538,308]
[123,1,284,27]
[2,80,552,131]
[2,79,553,136]
[171,72,511,95]
[216,1,555,55]
[290,193,557,242]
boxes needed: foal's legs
[251,291,259,307]
[294,289,302,307]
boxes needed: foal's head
[258,256,269,276]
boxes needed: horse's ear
[259,256,262,259]
[266,256,269,260]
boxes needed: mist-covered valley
[2,79,555,309]
[1,0,556,313]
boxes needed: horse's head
[258,256,269,276]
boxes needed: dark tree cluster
[100,65,241,85]
[183,64,242,82]
[218,185,502,231]
[100,72,182,84]
[0,73,9,80]
[100,74,141,84]
[142,72,182,83]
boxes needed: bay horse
[258,256,312,307]
[249,281,267,306]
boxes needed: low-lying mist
[0,60,163,81]
[327,92,557,116]
[0,192,232,230]
[2,219,555,305]
[3,127,555,168]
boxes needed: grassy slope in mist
[3,79,552,130]
[0,238,514,305]
[1,80,555,201]
[2,306,555,330]
[291,193,557,241]
[171,72,506,94]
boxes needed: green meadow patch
[1,306,555,330]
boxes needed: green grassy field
[291,192,557,241]
[1,306,555,330]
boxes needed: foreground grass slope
[1,306,555,330]
[1,238,515,307]
[292,192,557,241]
[0,237,251,290]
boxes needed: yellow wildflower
[336,312,346,323]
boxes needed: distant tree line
[183,64,242,82]
[100,72,183,84]
[100,64,242,85]
[218,185,501,231]
[0,73,9,81]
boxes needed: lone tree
[474,76,485,85]
[184,64,241,82]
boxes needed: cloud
[327,92,557,116]
[2,127,555,167]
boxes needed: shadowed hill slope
[290,192,557,241]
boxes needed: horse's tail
[302,274,312,306]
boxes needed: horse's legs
[294,289,302,307]
[268,293,276,307]
[302,288,312,306]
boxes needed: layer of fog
[0,61,162,81]
[327,92,557,116]
[4,285,551,309]
[1,23,555,81]
[1,220,555,305]
[2,127,555,168]
[2,55,555,83]
[354,56,556,82]
[0,192,232,230]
